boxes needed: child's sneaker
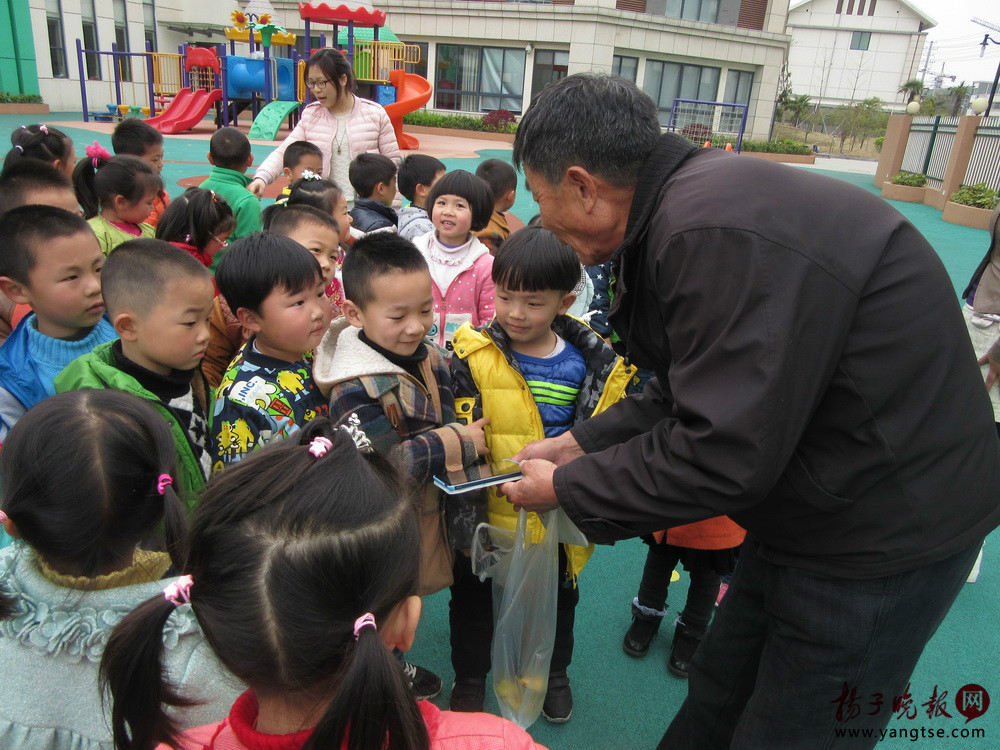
[541,671,573,723]
[449,677,487,712]
[403,661,442,700]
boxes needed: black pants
[637,542,720,632]
[449,545,579,680]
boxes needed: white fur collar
[312,317,406,397]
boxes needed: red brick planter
[880,183,927,203]
[942,201,995,231]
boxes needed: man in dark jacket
[503,73,1000,749]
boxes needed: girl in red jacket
[100,419,546,750]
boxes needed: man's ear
[558,292,577,315]
[341,299,364,329]
[235,306,262,334]
[564,166,602,213]
[245,152,255,169]
[206,152,216,166]
[113,311,139,341]
[0,276,30,305]
[379,595,422,652]
[415,183,430,200]
[282,166,293,179]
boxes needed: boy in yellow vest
[450,226,634,721]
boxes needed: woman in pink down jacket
[249,49,400,206]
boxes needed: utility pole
[918,40,934,85]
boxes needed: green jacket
[53,341,212,511]
[199,166,262,269]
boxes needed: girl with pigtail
[4,124,77,178]
[0,390,238,749]
[155,187,236,272]
[101,417,546,750]
[72,144,163,254]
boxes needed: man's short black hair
[266,204,340,238]
[209,127,252,171]
[492,226,580,294]
[425,170,494,232]
[342,233,428,309]
[398,154,446,202]
[348,153,397,199]
[0,205,91,285]
[475,158,517,199]
[111,119,164,155]
[216,234,322,315]
[0,159,74,218]
[102,239,212,317]
[282,140,323,170]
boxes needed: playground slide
[146,88,223,135]
[249,100,303,140]
[384,70,432,150]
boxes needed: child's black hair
[397,154,446,202]
[0,390,187,620]
[261,177,343,229]
[155,188,235,251]
[342,233,428,309]
[306,48,357,107]
[492,225,581,293]
[3,124,74,173]
[72,153,163,220]
[425,170,494,233]
[0,205,92,285]
[100,419,430,750]
[475,158,517,200]
[216,233,322,314]
[266,204,340,239]
[209,127,252,172]
[0,159,74,218]
[348,152,397,200]
[282,140,323,170]
[102,238,213,317]
[111,119,164,156]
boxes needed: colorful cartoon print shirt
[211,338,328,468]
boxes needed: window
[721,69,753,131]
[664,0,719,23]
[113,0,132,81]
[435,44,525,113]
[612,55,638,82]
[531,50,568,99]
[45,0,67,78]
[81,0,100,80]
[850,31,871,50]
[643,60,720,125]
[143,0,157,52]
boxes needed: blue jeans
[658,537,982,750]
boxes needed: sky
[908,0,1000,89]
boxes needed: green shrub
[949,183,1000,210]
[890,171,927,187]
[739,138,812,155]
[0,92,43,104]
[875,136,884,153]
[403,110,517,134]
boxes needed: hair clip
[209,189,219,204]
[84,141,112,168]
[13,145,23,153]
[341,413,373,454]
[163,575,193,606]
[38,125,48,135]
[184,233,192,244]
[300,170,320,181]
[0,510,8,525]
[308,436,333,457]
[157,474,173,495]
[353,612,377,640]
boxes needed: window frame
[434,43,526,114]
[45,0,68,79]
[850,31,871,51]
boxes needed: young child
[54,239,216,508]
[412,169,495,351]
[155,187,235,270]
[212,234,333,466]
[0,206,116,441]
[4,123,77,179]
[74,149,162,255]
[273,140,324,206]
[261,175,345,232]
[100,420,546,750]
[111,118,170,226]
[349,152,398,233]
[473,158,518,254]
[397,154,445,241]
[0,390,239,748]
[199,127,261,253]
[448,226,635,720]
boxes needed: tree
[948,83,971,116]
[898,78,924,104]
[787,94,812,128]
[775,62,793,121]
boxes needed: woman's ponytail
[72,155,102,219]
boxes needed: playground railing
[352,41,422,84]
[151,53,184,97]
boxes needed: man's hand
[500,459,559,514]
[979,337,1000,392]
[513,430,584,467]
[248,178,266,198]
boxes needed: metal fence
[900,116,959,190]
[965,116,1000,191]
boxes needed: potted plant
[942,183,999,231]
[881,171,927,203]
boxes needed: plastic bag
[488,508,588,729]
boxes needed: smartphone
[433,459,524,494]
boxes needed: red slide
[146,88,223,135]
[384,70,432,150]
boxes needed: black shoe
[449,677,486,712]
[403,661,442,700]
[668,618,705,678]
[623,600,664,657]
[542,671,573,723]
